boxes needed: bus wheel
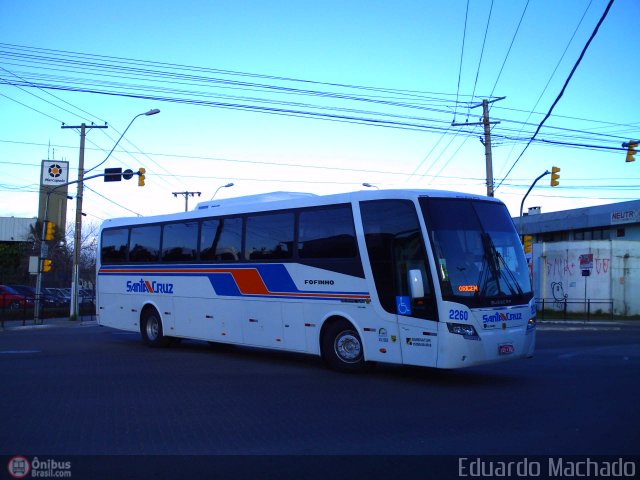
[141,308,170,348]
[322,320,365,372]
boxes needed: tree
[0,242,27,284]
[64,221,99,289]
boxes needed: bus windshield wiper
[480,233,522,296]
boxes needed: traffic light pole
[34,180,82,324]
[519,170,550,237]
[33,171,140,323]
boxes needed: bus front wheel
[322,319,366,372]
[141,308,170,348]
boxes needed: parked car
[6,285,36,307]
[43,288,70,307]
[79,289,95,306]
[0,285,26,309]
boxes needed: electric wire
[453,0,470,123]
[467,0,494,121]
[489,0,530,98]
[495,0,615,191]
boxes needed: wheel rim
[146,316,160,341]
[334,330,362,363]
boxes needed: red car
[0,285,26,309]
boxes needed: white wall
[532,240,640,316]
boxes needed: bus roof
[100,188,500,229]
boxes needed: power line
[84,184,141,217]
[489,0,530,98]
[496,0,594,179]
[467,0,494,121]
[453,0,470,124]
[495,0,615,191]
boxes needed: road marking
[0,350,42,354]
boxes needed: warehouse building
[517,200,640,317]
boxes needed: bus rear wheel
[141,308,170,348]
[322,319,366,372]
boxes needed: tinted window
[162,222,198,261]
[245,212,294,260]
[361,200,435,319]
[422,198,532,308]
[101,228,129,263]
[200,217,242,261]
[129,225,161,263]
[299,205,357,258]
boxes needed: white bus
[97,189,536,371]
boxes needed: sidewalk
[0,316,98,331]
[537,319,640,331]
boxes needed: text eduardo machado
[458,457,637,478]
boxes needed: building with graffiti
[517,199,640,317]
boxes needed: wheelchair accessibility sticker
[396,296,411,316]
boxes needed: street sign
[104,167,123,182]
[579,254,593,270]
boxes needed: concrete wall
[532,240,640,316]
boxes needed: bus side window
[101,228,129,264]
[162,222,198,262]
[200,217,242,262]
[129,225,161,263]
[245,212,294,261]
[298,205,357,259]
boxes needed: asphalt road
[0,321,639,478]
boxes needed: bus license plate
[498,344,515,355]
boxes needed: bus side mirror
[408,269,424,299]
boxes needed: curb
[1,319,98,331]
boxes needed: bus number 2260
[448,309,469,321]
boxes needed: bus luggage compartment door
[398,315,438,368]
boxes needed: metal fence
[0,293,96,328]
[536,298,614,321]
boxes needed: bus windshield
[420,197,533,308]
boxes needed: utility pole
[173,191,201,212]
[61,123,108,319]
[452,96,505,197]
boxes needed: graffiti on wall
[545,256,610,277]
[543,252,611,307]
[550,281,568,308]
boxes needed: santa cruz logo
[482,312,523,323]
[126,279,174,294]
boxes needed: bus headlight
[447,323,479,339]
[527,317,536,331]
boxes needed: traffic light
[138,168,146,187]
[523,235,533,254]
[44,221,56,241]
[42,258,52,273]
[626,142,638,163]
[550,166,560,187]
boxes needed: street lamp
[86,108,161,174]
[210,183,234,200]
[519,170,550,236]
[65,108,160,320]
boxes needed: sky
[0,0,638,232]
